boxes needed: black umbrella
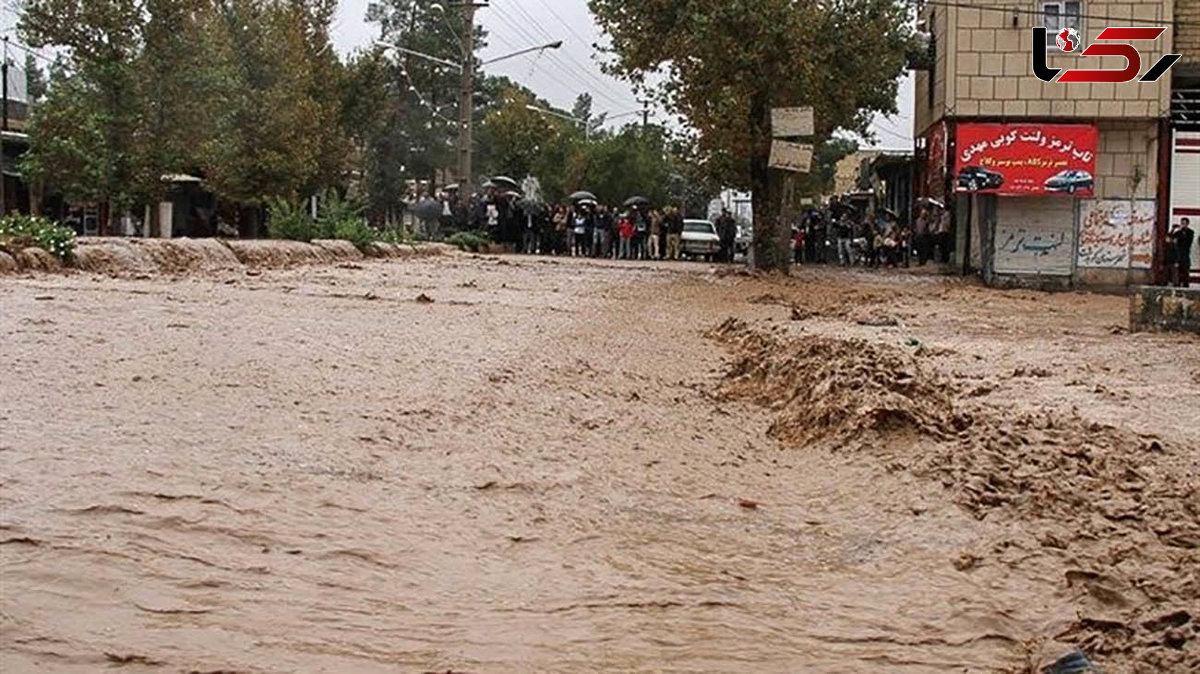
[491,176,520,190]
[500,190,523,199]
[442,183,459,192]
[411,197,442,222]
[624,195,651,208]
[569,190,597,202]
[481,180,497,190]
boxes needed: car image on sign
[957,166,1005,191]
[1044,169,1095,194]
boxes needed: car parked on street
[1044,169,1094,193]
[682,219,721,260]
[957,166,1005,191]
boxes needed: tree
[590,0,914,270]
[21,0,146,212]
[24,54,48,103]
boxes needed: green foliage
[447,231,490,252]
[20,0,347,217]
[317,188,375,246]
[266,198,318,242]
[0,214,77,261]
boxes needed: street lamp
[525,104,589,140]
[375,38,563,193]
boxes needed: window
[1042,1,1083,48]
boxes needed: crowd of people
[430,187,742,262]
[790,197,953,269]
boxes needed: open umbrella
[917,197,946,210]
[491,176,520,190]
[411,197,442,222]
[569,190,597,202]
[576,198,598,208]
[481,180,497,190]
[623,196,651,208]
[500,190,523,199]
[442,183,459,192]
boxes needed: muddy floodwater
[2,254,1197,673]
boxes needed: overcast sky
[332,0,913,151]
[0,0,912,151]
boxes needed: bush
[447,230,489,252]
[0,214,77,261]
[333,219,378,248]
[266,197,318,242]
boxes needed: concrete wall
[1177,0,1200,69]
[1130,286,1200,333]
[1095,120,1159,200]
[915,0,1176,131]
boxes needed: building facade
[913,0,1189,288]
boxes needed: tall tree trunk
[749,93,789,272]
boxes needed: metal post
[962,192,974,277]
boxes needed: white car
[682,219,721,260]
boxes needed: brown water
[2,255,1197,672]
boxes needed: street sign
[769,140,813,173]
[771,106,814,138]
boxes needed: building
[912,0,1190,288]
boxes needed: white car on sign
[682,219,721,260]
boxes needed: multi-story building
[913,0,1193,287]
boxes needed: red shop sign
[954,123,1098,196]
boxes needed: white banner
[1077,200,1155,269]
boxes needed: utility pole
[640,100,650,129]
[455,2,488,195]
[2,37,8,217]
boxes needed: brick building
[913,0,1192,288]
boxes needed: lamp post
[525,104,589,140]
[375,34,562,195]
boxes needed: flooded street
[2,254,1197,673]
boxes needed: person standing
[522,206,538,254]
[593,205,611,258]
[1170,218,1194,288]
[571,206,590,257]
[716,209,736,263]
[632,207,649,260]
[914,206,931,266]
[666,207,684,260]
[648,208,663,260]
[834,214,852,266]
[618,212,634,259]
[937,207,953,264]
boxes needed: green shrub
[0,214,77,261]
[333,219,378,248]
[447,230,489,252]
[266,197,317,242]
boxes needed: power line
[507,0,639,110]
[487,3,636,111]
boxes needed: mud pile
[74,237,242,275]
[709,318,960,446]
[710,318,1199,671]
[6,237,454,276]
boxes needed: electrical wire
[509,0,635,107]
[487,3,637,111]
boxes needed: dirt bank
[1,256,1196,672]
[3,237,453,276]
